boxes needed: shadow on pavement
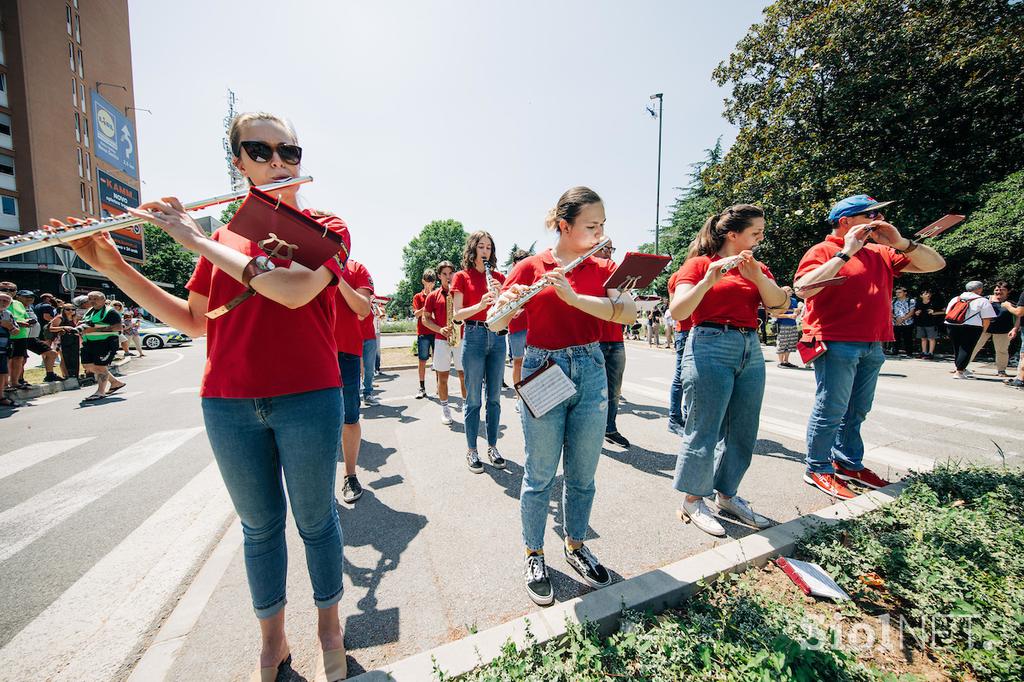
[357,439,399,474]
[600,444,676,480]
[363,403,417,424]
[753,438,806,464]
[617,399,669,422]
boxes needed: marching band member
[412,269,437,399]
[335,259,374,505]
[494,187,636,605]
[360,285,381,405]
[422,261,465,425]
[66,112,351,681]
[669,205,789,537]
[506,249,531,413]
[596,240,630,448]
[452,231,507,473]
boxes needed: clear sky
[127,1,766,293]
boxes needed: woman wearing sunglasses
[62,112,352,681]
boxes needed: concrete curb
[9,355,133,402]
[381,363,418,372]
[351,482,907,681]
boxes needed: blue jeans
[461,324,506,449]
[669,330,689,426]
[338,352,361,424]
[361,338,377,398]
[599,341,625,434]
[520,343,608,550]
[416,334,434,362]
[805,341,885,474]
[673,327,765,498]
[508,329,527,359]
[201,388,344,619]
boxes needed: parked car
[138,319,192,349]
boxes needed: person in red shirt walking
[669,205,790,537]
[412,269,437,399]
[65,112,352,681]
[596,240,630,448]
[452,231,508,473]
[335,259,374,505]
[359,272,379,406]
[422,260,466,425]
[795,195,945,499]
[494,186,637,606]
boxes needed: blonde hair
[227,112,297,158]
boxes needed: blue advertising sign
[97,169,145,262]
[91,91,138,178]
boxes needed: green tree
[219,199,241,224]
[139,224,197,298]
[705,0,1024,285]
[388,219,468,318]
[503,241,537,270]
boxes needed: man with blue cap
[794,195,945,499]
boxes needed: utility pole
[648,93,664,254]
[223,89,244,191]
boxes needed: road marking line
[170,386,200,394]
[0,463,233,681]
[0,427,205,563]
[118,351,185,378]
[0,437,95,482]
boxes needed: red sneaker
[803,472,856,500]
[834,465,891,490]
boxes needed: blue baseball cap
[827,194,895,223]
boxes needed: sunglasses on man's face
[857,211,885,221]
[238,140,302,165]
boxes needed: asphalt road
[0,339,1021,680]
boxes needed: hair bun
[544,207,558,231]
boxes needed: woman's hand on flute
[126,197,206,252]
[59,219,131,276]
[543,268,579,306]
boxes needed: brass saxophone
[445,289,462,347]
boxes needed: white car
[138,319,192,349]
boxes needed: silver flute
[485,237,611,330]
[0,176,313,258]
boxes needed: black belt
[464,319,507,335]
[696,322,757,333]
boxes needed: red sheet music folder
[227,186,348,269]
[603,252,672,290]
[914,214,965,239]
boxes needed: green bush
[381,319,416,334]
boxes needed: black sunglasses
[856,210,885,220]
[237,140,302,165]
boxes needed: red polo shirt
[676,255,775,329]
[503,249,617,350]
[334,259,373,356]
[667,267,694,333]
[186,213,350,399]
[796,234,911,343]
[424,286,457,340]
[451,267,505,322]
[412,290,433,336]
[508,309,528,334]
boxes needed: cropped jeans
[673,327,765,499]
[202,387,344,619]
[599,341,625,434]
[520,343,608,550]
[669,330,690,427]
[461,323,506,449]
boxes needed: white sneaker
[963,369,975,377]
[952,373,972,380]
[515,400,521,414]
[441,404,453,425]
[677,499,726,537]
[716,494,771,529]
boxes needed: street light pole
[649,93,664,254]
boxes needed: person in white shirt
[944,280,997,379]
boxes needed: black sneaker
[524,553,554,606]
[341,475,363,503]
[564,544,611,588]
[604,431,630,448]
[1006,379,1024,388]
[44,373,61,382]
[486,446,506,469]
[466,450,484,474]
[416,387,427,399]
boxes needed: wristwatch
[242,255,275,289]
[833,251,851,263]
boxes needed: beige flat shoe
[251,653,290,682]
[324,647,348,681]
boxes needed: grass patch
[452,464,1023,681]
[382,319,416,334]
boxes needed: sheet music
[517,362,577,419]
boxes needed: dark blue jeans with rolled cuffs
[202,387,344,619]
[673,326,765,499]
[599,341,625,434]
[669,329,690,426]
[461,323,506,449]
[520,343,608,550]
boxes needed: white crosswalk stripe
[0,462,233,681]
[0,437,94,482]
[0,427,204,563]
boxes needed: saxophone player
[422,260,466,426]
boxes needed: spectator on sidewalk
[773,286,803,367]
[50,301,82,380]
[8,289,60,387]
[944,281,997,379]
[79,291,127,400]
[34,293,60,377]
[913,290,942,359]
[598,240,629,448]
[999,290,1024,388]
[0,291,16,405]
[647,308,662,347]
[795,194,945,499]
[110,301,133,358]
[968,281,1015,377]
[123,310,146,357]
[890,287,916,356]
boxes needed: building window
[69,43,75,72]
[0,27,6,64]
[0,113,11,137]
[74,112,81,142]
[77,148,83,177]
[0,154,14,176]
[84,152,91,176]
[80,83,85,111]
[75,15,81,43]
[83,117,90,148]
[87,187,94,215]
[1,196,17,216]
[0,73,5,107]
[80,183,86,212]
[77,49,83,78]
[66,6,73,35]
[73,0,78,7]
[72,77,77,106]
